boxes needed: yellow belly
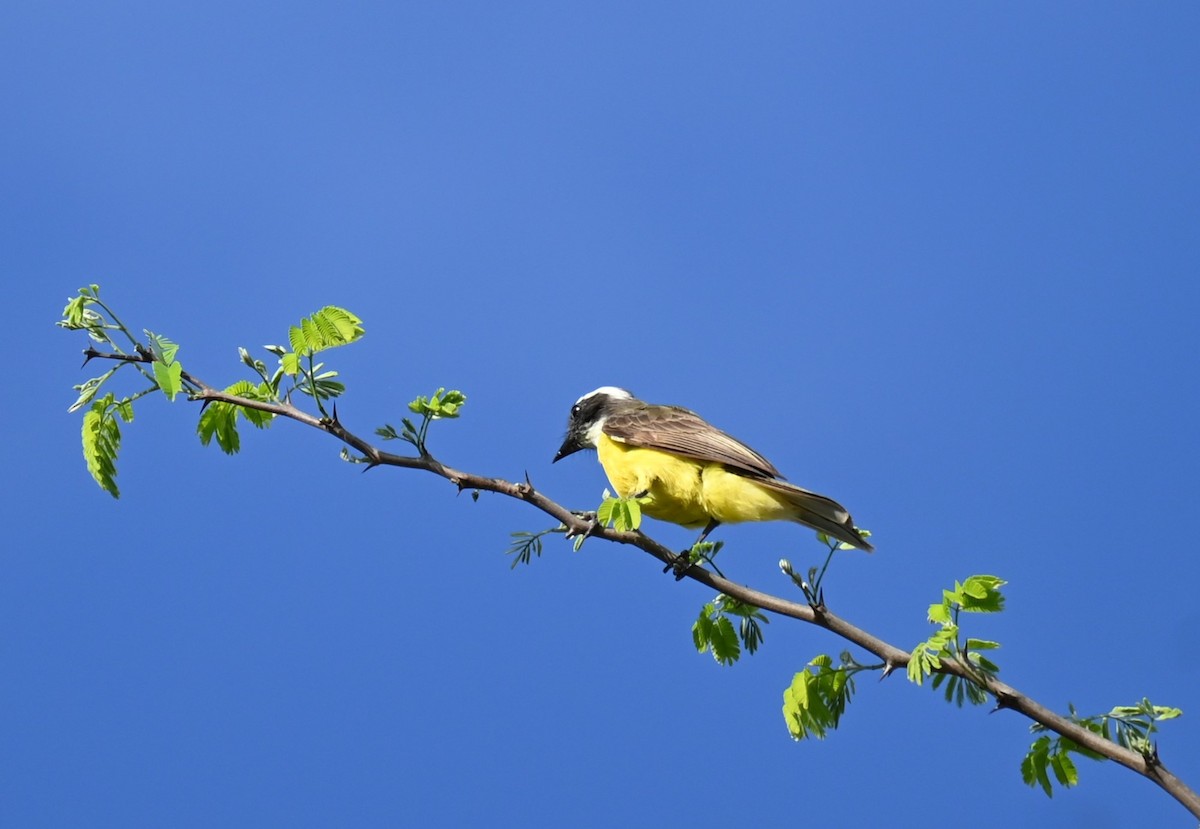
[595,435,793,528]
[699,465,793,524]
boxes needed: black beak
[553,435,581,463]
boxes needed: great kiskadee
[553,387,874,552]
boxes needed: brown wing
[602,404,782,479]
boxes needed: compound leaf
[81,394,124,498]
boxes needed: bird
[553,387,873,553]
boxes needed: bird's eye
[571,405,581,417]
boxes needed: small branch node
[989,689,1017,713]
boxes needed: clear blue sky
[4,3,1199,826]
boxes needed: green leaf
[710,617,740,665]
[429,389,466,418]
[694,596,767,663]
[966,638,1001,651]
[400,418,420,441]
[710,598,770,654]
[781,655,856,741]
[624,497,641,530]
[929,626,957,651]
[153,359,183,401]
[1021,736,1054,797]
[280,352,300,376]
[596,493,644,532]
[59,287,104,332]
[68,367,120,414]
[934,673,989,708]
[197,402,240,454]
[907,626,955,686]
[145,331,180,364]
[145,331,184,401]
[298,372,346,400]
[597,497,616,527]
[692,607,715,653]
[1021,699,1154,797]
[958,575,1007,613]
[912,578,1007,695]
[613,501,630,531]
[506,529,551,568]
[1049,751,1078,788]
[1033,743,1053,796]
[971,653,1001,675]
[81,393,124,498]
[408,388,468,419]
[60,293,92,328]
[783,675,811,740]
[906,646,929,684]
[740,616,764,654]
[228,381,275,428]
[195,380,278,454]
[286,306,364,356]
[241,401,274,428]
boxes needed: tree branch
[80,347,1200,820]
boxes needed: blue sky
[4,3,1199,826]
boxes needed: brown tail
[757,478,875,552]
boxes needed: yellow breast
[595,434,710,528]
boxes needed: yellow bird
[553,387,873,552]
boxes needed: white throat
[584,417,609,449]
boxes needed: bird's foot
[663,549,696,580]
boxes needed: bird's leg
[665,518,721,580]
[694,518,720,547]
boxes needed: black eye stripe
[571,394,611,423]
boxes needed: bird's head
[553,386,635,462]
